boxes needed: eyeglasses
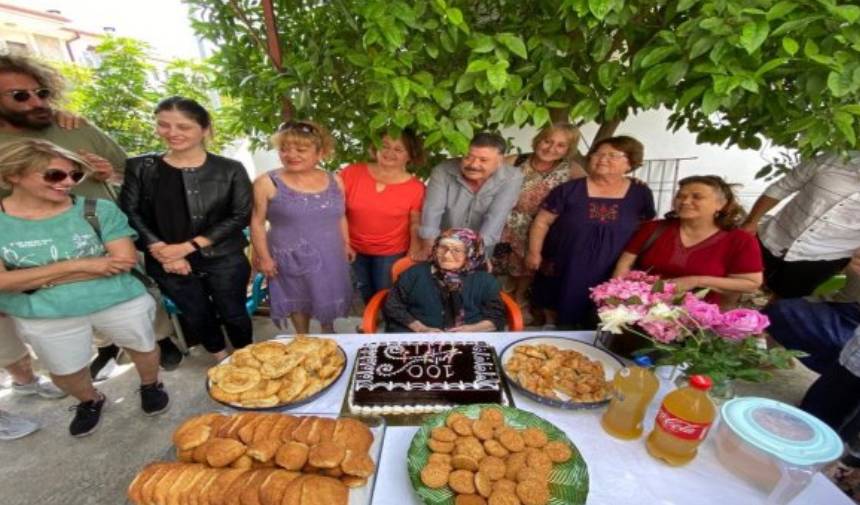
[2,88,51,103]
[42,168,86,184]
[278,121,316,134]
[437,245,467,257]
[592,152,627,160]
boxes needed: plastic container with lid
[715,397,844,504]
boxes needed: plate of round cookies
[500,336,623,410]
[407,404,588,505]
[206,335,347,410]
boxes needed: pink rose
[681,294,723,329]
[715,309,770,340]
[639,318,681,343]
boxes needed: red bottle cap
[689,375,713,391]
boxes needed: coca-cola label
[655,405,712,441]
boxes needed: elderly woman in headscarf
[383,228,505,332]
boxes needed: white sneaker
[0,410,39,440]
[12,376,67,399]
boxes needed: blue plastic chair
[162,273,268,353]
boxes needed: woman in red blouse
[341,130,426,302]
[614,175,763,307]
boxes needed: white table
[276,331,852,505]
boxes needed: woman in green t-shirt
[0,138,169,438]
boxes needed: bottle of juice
[646,374,716,466]
[600,356,659,440]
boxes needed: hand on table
[669,276,702,293]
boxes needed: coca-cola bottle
[645,374,716,466]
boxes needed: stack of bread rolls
[127,413,376,505]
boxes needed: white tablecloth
[275,331,851,505]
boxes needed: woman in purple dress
[526,136,656,328]
[250,121,352,333]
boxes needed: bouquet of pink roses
[590,271,799,384]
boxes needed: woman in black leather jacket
[120,96,253,361]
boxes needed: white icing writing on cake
[353,341,500,392]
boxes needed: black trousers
[800,360,860,439]
[147,252,253,354]
[761,239,851,298]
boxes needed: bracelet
[189,239,203,251]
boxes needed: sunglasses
[278,121,316,134]
[42,168,86,184]
[2,88,52,103]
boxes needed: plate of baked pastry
[127,412,384,505]
[500,336,623,410]
[408,404,588,505]
[206,336,347,410]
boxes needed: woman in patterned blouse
[492,123,584,323]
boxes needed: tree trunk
[549,107,570,124]
[592,119,622,144]
[261,0,295,122]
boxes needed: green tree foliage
[186,0,860,173]
[59,37,239,155]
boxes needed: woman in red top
[614,175,763,307]
[342,130,426,302]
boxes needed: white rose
[647,303,679,321]
[598,306,642,334]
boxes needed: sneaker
[158,338,183,371]
[90,344,121,380]
[139,382,170,416]
[69,394,106,437]
[12,376,67,399]
[0,410,40,440]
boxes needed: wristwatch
[189,239,203,251]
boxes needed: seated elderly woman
[0,139,168,438]
[383,228,505,332]
[613,175,763,307]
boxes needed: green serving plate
[406,404,589,505]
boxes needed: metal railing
[639,157,695,216]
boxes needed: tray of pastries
[207,335,346,410]
[408,404,588,505]
[500,336,622,409]
[127,412,384,505]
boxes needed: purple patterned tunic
[266,171,352,325]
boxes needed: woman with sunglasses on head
[614,175,763,307]
[250,121,352,333]
[383,228,505,333]
[0,139,168,437]
[526,136,656,329]
[120,96,253,362]
[341,130,426,303]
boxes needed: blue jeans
[764,299,860,373]
[352,252,404,303]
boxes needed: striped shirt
[759,152,860,261]
[840,327,860,377]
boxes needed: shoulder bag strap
[83,198,156,288]
[637,220,671,257]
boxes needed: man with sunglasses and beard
[0,53,124,199]
[418,132,523,260]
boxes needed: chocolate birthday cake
[348,341,503,415]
